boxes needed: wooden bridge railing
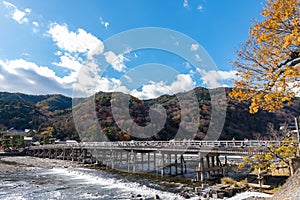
[28,140,281,150]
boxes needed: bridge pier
[127,151,130,172]
[25,140,270,181]
[147,152,150,171]
[196,153,225,182]
[158,152,186,177]
[175,154,178,175]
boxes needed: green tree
[81,124,101,142]
[10,134,25,149]
[27,129,36,137]
[40,126,54,144]
[2,135,11,149]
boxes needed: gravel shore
[0,156,80,174]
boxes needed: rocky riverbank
[0,156,81,174]
[0,156,276,199]
[272,168,300,200]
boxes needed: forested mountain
[0,93,74,140]
[75,88,300,142]
[0,88,299,142]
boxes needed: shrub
[221,177,237,185]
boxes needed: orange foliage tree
[230,0,300,113]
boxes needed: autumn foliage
[230,0,300,113]
[238,136,298,176]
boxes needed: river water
[0,156,275,200]
[0,167,184,200]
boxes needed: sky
[0,0,266,99]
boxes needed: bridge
[26,140,280,182]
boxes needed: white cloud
[48,23,104,55]
[123,75,132,82]
[32,21,39,27]
[169,74,196,92]
[190,43,199,51]
[197,5,203,12]
[104,51,128,72]
[22,52,30,57]
[55,51,63,56]
[32,21,39,32]
[183,0,189,8]
[197,68,237,88]
[195,54,202,62]
[46,23,130,96]
[97,78,129,93]
[99,17,109,29]
[189,69,195,76]
[3,1,31,24]
[0,58,198,99]
[0,59,74,95]
[77,73,195,100]
[184,62,191,69]
[74,66,129,96]
[131,82,169,100]
[25,8,31,13]
[130,74,195,99]
[2,59,55,78]
[52,52,83,71]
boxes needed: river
[0,156,184,200]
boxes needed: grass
[221,177,237,186]
[221,177,249,188]
[263,186,281,194]
[237,178,248,187]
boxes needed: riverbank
[0,156,195,198]
[0,156,184,200]
[0,156,275,199]
[0,156,81,174]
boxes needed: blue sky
[0,0,265,98]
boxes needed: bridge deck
[26,140,283,180]
[28,140,279,155]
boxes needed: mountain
[73,88,300,142]
[0,99,42,131]
[35,94,72,112]
[0,92,71,112]
[0,93,74,139]
[0,88,299,142]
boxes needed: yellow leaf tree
[230,0,300,113]
[238,121,299,177]
[239,136,298,176]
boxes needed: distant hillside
[0,92,47,103]
[0,92,71,112]
[0,92,72,137]
[0,88,299,142]
[0,99,42,131]
[73,88,300,142]
[35,94,71,112]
